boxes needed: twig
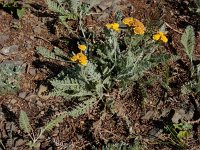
[34,36,51,44]
[165,22,183,34]
[188,118,200,124]
[0,140,5,149]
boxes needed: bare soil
[0,0,200,149]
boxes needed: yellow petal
[71,55,79,62]
[134,19,145,28]
[78,44,87,51]
[112,23,120,32]
[123,17,134,26]
[106,23,112,29]
[158,31,164,36]
[133,27,145,35]
[161,35,168,43]
[153,33,161,41]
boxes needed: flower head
[77,52,87,65]
[78,44,87,51]
[122,17,134,26]
[106,23,120,32]
[133,26,145,35]
[153,31,168,43]
[71,52,88,65]
[123,17,145,34]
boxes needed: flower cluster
[106,23,120,32]
[71,44,88,65]
[122,17,145,35]
[153,31,168,43]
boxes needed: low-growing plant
[195,0,200,13]
[92,141,140,150]
[37,16,171,117]
[46,0,101,34]
[0,0,28,18]
[19,110,67,149]
[180,25,200,94]
[164,121,192,149]
[0,63,22,94]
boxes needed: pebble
[36,100,43,107]
[0,45,19,55]
[15,139,27,147]
[34,26,42,34]
[29,68,37,76]
[0,35,9,45]
[38,85,50,100]
[10,99,17,104]
[0,60,24,66]
[98,0,122,11]
[25,93,37,100]
[18,92,27,99]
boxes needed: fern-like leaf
[36,46,66,61]
[68,97,96,117]
[46,0,67,15]
[181,25,195,62]
[19,111,32,133]
[43,111,67,132]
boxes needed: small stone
[0,45,19,55]
[36,100,43,107]
[38,85,50,100]
[0,35,9,45]
[172,109,185,123]
[0,60,23,66]
[18,92,27,99]
[34,26,42,34]
[142,110,154,120]
[10,99,17,104]
[98,0,122,11]
[29,68,37,76]
[15,139,27,147]
[25,93,37,100]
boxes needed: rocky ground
[0,0,200,149]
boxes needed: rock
[37,85,50,100]
[36,100,43,107]
[98,0,122,11]
[172,111,183,123]
[29,68,37,76]
[0,45,19,55]
[0,60,24,66]
[15,139,27,147]
[18,92,27,99]
[172,108,194,123]
[10,99,17,104]
[0,35,9,45]
[34,26,42,34]
[25,93,37,100]
[142,110,154,120]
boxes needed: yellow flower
[160,34,168,43]
[123,17,145,34]
[106,23,112,29]
[134,19,145,28]
[112,23,120,32]
[77,53,87,65]
[122,17,134,26]
[71,52,87,65]
[78,44,87,51]
[153,33,161,41]
[106,23,120,32]
[71,54,79,62]
[153,31,168,43]
[133,27,145,35]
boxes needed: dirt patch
[0,0,200,149]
